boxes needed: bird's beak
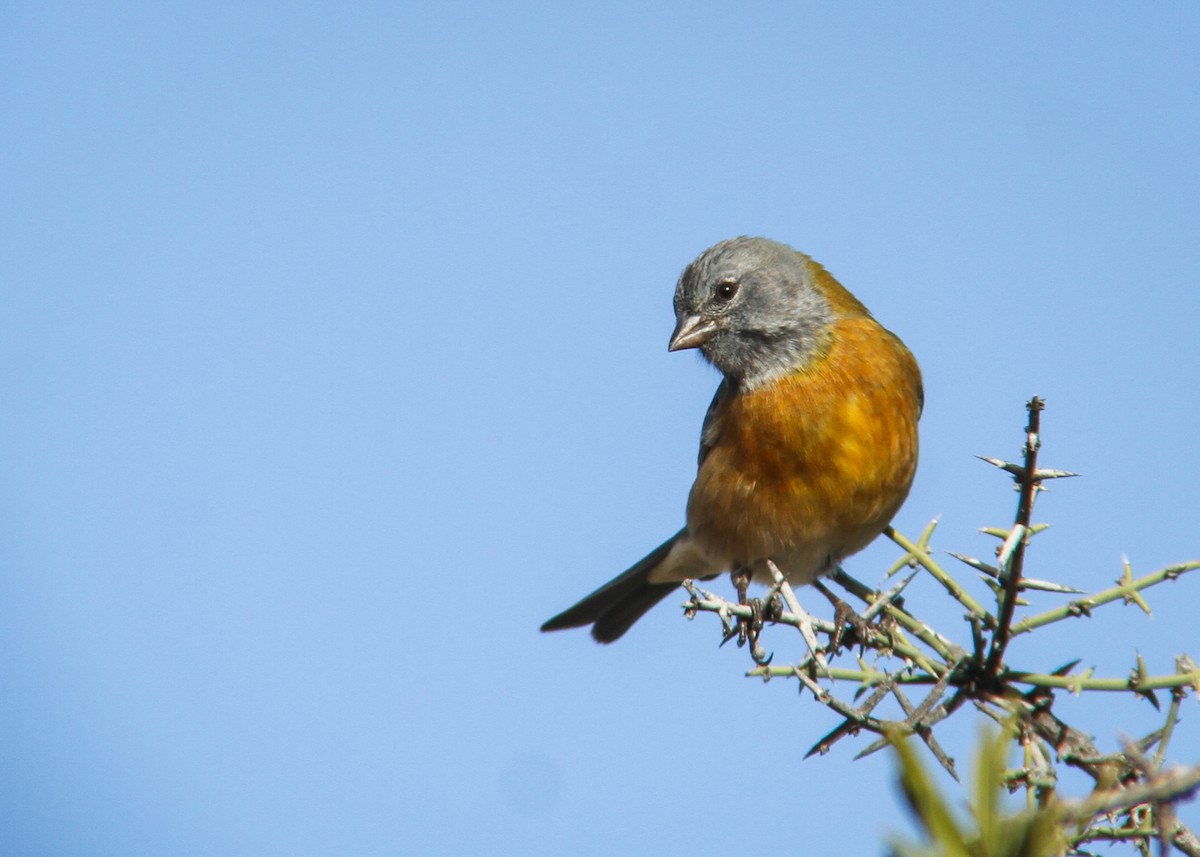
[668,314,718,351]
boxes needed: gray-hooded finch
[542,237,922,642]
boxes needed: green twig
[1009,561,1200,637]
[1008,669,1200,694]
[751,665,938,684]
[886,524,992,623]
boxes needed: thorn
[1176,655,1200,694]
[1069,667,1095,695]
[1134,726,1166,754]
[853,735,893,761]
[979,576,1030,605]
[805,720,857,759]
[917,516,940,547]
[976,455,1026,478]
[1017,577,1085,594]
[1066,599,1094,619]
[1131,653,1161,710]
[1032,468,1081,480]
[947,551,999,577]
[1050,659,1082,677]
[1118,556,1152,615]
[862,571,917,622]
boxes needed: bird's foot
[723,567,773,664]
[814,580,872,654]
[744,597,773,665]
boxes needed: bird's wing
[697,379,729,467]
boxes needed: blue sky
[3,4,1199,855]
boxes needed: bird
[541,236,922,644]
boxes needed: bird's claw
[743,596,774,665]
[830,599,872,654]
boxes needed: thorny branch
[983,397,1044,679]
[680,397,1200,854]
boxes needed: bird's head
[670,236,844,387]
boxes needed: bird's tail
[541,530,715,643]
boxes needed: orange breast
[686,317,921,583]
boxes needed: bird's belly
[684,368,919,584]
[686,466,902,585]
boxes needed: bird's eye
[715,281,739,302]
